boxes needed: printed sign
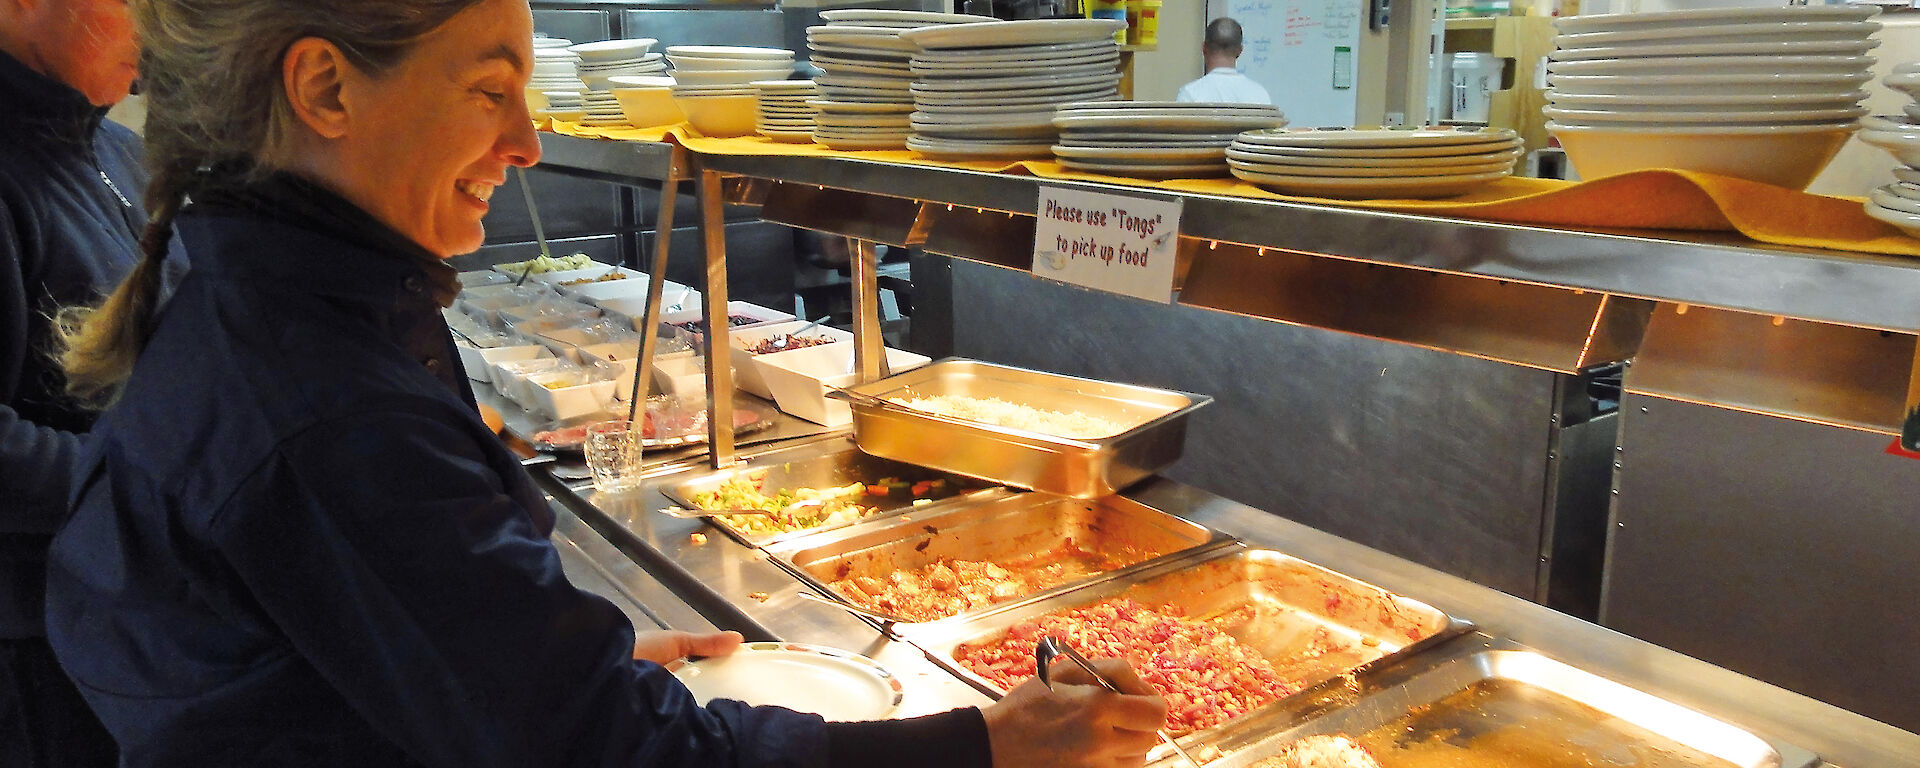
[1030,186,1183,304]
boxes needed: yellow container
[1129,0,1161,47]
[1085,0,1129,44]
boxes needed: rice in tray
[887,395,1125,439]
[1249,735,1383,768]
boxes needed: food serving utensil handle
[511,166,552,288]
[1034,637,1204,768]
[795,591,904,625]
[658,498,827,519]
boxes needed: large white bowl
[1857,117,1920,166]
[612,86,686,128]
[1545,90,1868,110]
[666,45,794,60]
[569,38,657,62]
[668,54,796,71]
[1546,72,1872,97]
[1543,105,1867,125]
[1548,121,1855,190]
[671,67,795,86]
[671,93,759,137]
[1863,198,1920,239]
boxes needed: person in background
[45,0,1169,765]
[1175,17,1273,106]
[0,0,182,764]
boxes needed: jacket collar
[0,47,106,145]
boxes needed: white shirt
[1175,67,1272,106]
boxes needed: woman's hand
[632,630,744,665]
[980,657,1168,768]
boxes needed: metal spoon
[1034,637,1203,768]
[769,315,831,351]
[658,498,827,519]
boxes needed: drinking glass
[584,419,645,494]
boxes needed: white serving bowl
[569,38,658,62]
[1548,121,1855,190]
[672,93,759,137]
[666,45,794,61]
[527,263,626,285]
[525,88,551,112]
[728,320,855,399]
[1546,71,1872,97]
[1543,104,1867,126]
[671,67,795,86]
[1863,198,1920,239]
[1544,90,1868,110]
[533,37,574,49]
[1545,54,1876,77]
[611,85,685,128]
[1858,118,1920,166]
[759,343,930,427]
[458,343,545,384]
[668,54,796,71]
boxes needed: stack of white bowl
[533,36,572,51]
[572,39,664,89]
[1226,127,1522,199]
[899,18,1126,160]
[666,46,796,138]
[805,10,990,150]
[1545,5,1879,190]
[529,46,587,118]
[607,75,684,129]
[1048,101,1285,178]
[1856,67,1920,237]
[755,80,820,143]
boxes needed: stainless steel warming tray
[903,545,1468,748]
[835,358,1211,498]
[767,492,1235,625]
[660,439,999,547]
[1199,648,1819,768]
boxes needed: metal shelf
[532,133,1920,332]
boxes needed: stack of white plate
[1226,127,1522,199]
[533,37,573,50]
[805,10,989,150]
[900,18,1126,159]
[572,39,664,90]
[666,45,796,88]
[1856,94,1920,237]
[1049,101,1286,178]
[1545,5,1879,190]
[531,47,587,103]
[755,80,820,143]
[541,91,587,123]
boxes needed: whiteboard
[1207,0,1361,128]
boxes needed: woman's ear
[283,37,353,140]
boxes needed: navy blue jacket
[0,48,184,638]
[43,175,988,767]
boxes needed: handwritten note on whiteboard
[1031,186,1183,304]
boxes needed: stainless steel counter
[535,433,1920,768]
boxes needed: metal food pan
[904,546,1467,744]
[1203,649,1819,768]
[838,358,1212,498]
[768,493,1235,625]
[660,439,996,547]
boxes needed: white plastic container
[728,320,854,399]
[758,343,930,427]
[1450,52,1501,124]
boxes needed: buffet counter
[530,432,1920,768]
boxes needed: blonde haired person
[0,0,187,763]
[45,0,1168,765]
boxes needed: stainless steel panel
[948,258,1560,596]
[905,546,1464,749]
[1604,393,1920,732]
[1210,650,1816,768]
[842,358,1212,499]
[532,8,610,44]
[768,493,1233,624]
[621,8,783,50]
[1627,304,1914,434]
[483,167,623,244]
[660,440,998,546]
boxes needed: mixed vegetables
[689,470,953,538]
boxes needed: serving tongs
[658,498,826,520]
[1035,637,1203,768]
[794,590,911,625]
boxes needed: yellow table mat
[538,122,1920,259]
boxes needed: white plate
[919,101,1097,116]
[569,38,657,60]
[807,30,917,53]
[808,99,916,114]
[1863,199,1920,238]
[820,9,997,24]
[1234,126,1519,149]
[671,69,795,86]
[1893,167,1920,185]
[1059,100,1280,113]
[1553,5,1877,34]
[913,87,1119,107]
[1880,182,1920,203]
[666,45,794,60]
[668,54,792,71]
[814,125,912,136]
[1868,186,1920,216]
[813,60,913,77]
[819,113,912,128]
[910,39,1114,64]
[1545,71,1872,97]
[1052,112,1288,132]
[911,51,1118,73]
[913,120,1057,140]
[901,19,1125,50]
[816,75,911,91]
[910,70,1119,93]
[1907,103,1920,122]
[1544,54,1874,76]
[1549,39,1878,61]
[806,44,913,61]
[670,643,901,722]
[913,59,1118,79]
[1542,105,1867,124]
[1545,90,1868,109]
[1057,158,1229,179]
[1230,167,1511,199]
[912,108,1055,124]
[1227,156,1514,178]
[532,37,574,49]
[814,134,908,150]
[761,128,819,143]
[1059,138,1233,150]
[908,136,1055,159]
[1227,145,1520,167]
[1554,21,1881,49]
[1062,130,1242,143]
[1053,144,1226,162]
